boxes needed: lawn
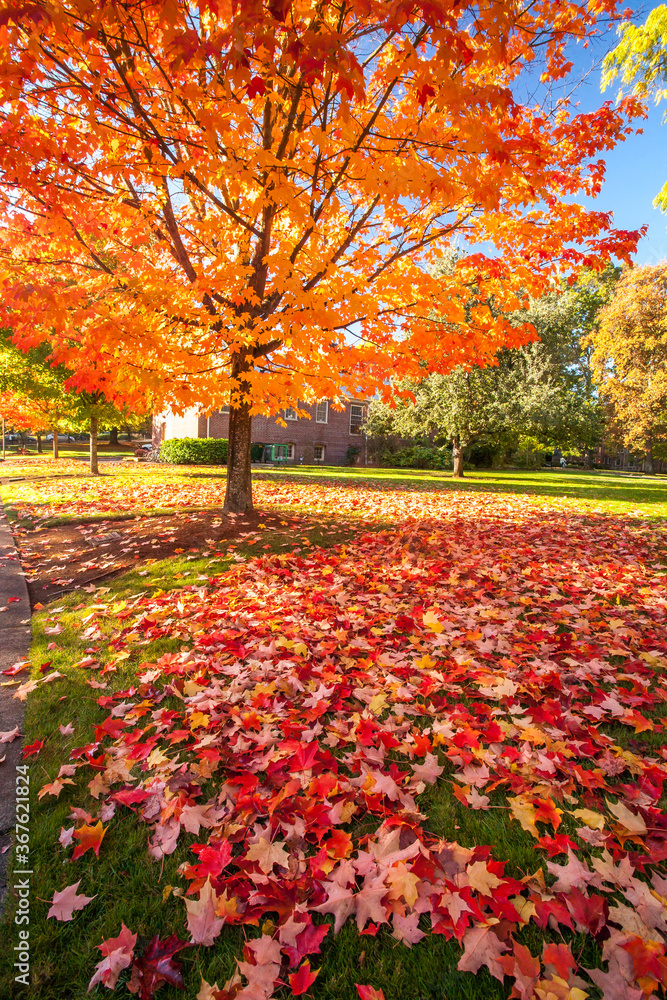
[1,463,667,1000]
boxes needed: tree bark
[645,443,653,475]
[36,434,42,454]
[90,413,99,475]
[52,428,59,460]
[109,426,119,446]
[452,436,464,478]
[124,424,133,441]
[224,402,253,512]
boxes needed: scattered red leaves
[20,474,667,998]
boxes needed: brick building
[153,399,368,466]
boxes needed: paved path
[0,506,31,910]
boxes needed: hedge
[159,437,228,465]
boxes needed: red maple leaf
[129,934,190,999]
[186,840,232,879]
[288,960,320,996]
[566,887,609,935]
[22,738,44,757]
[543,942,577,980]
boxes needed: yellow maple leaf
[508,795,539,838]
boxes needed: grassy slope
[1,468,666,999]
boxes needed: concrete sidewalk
[0,506,31,910]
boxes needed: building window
[284,407,298,421]
[314,445,325,462]
[220,406,229,414]
[275,443,294,460]
[315,401,328,423]
[349,403,364,435]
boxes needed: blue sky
[568,5,667,265]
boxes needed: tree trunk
[109,426,119,446]
[52,429,59,460]
[36,434,42,454]
[452,436,464,478]
[90,413,99,475]
[224,402,253,512]
[583,447,591,469]
[124,424,133,441]
[645,443,653,475]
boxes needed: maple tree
[0,0,646,511]
[587,262,667,473]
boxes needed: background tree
[0,333,147,472]
[510,266,621,463]
[366,268,619,475]
[0,333,73,459]
[0,0,644,510]
[586,262,667,474]
[603,5,667,210]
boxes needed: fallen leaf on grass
[288,960,320,995]
[72,821,106,860]
[356,987,385,1000]
[38,777,75,800]
[88,923,137,991]
[457,923,509,982]
[184,877,224,946]
[127,934,190,999]
[47,880,96,921]
[22,738,43,757]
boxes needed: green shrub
[160,437,228,465]
[380,444,450,469]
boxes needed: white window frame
[315,401,329,424]
[284,407,298,421]
[314,444,325,462]
[349,403,364,436]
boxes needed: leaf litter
[13,475,667,998]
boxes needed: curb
[0,505,31,912]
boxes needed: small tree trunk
[89,414,99,475]
[224,403,253,512]
[109,426,119,446]
[52,429,59,460]
[36,434,42,454]
[452,436,464,478]
[124,424,133,442]
[583,448,591,469]
[645,443,653,475]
